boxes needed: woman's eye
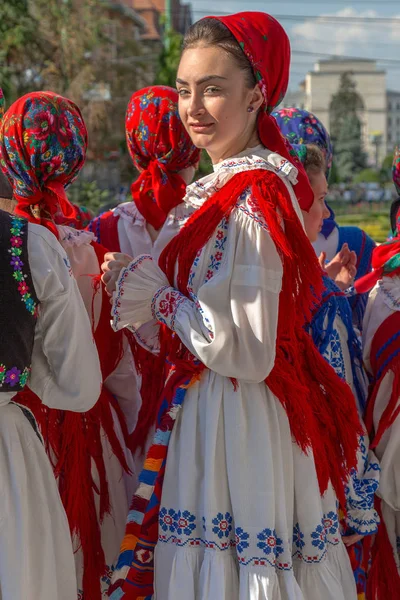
[178,88,190,97]
[204,87,220,94]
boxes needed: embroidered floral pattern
[158,506,340,569]
[8,216,37,316]
[204,217,229,284]
[212,512,233,539]
[257,528,284,559]
[311,522,326,550]
[152,286,186,331]
[235,527,250,554]
[0,364,30,388]
[293,523,305,550]
[323,511,339,535]
[158,508,196,537]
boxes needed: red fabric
[159,168,362,507]
[355,239,400,293]
[89,211,122,252]
[0,91,87,238]
[208,12,314,211]
[364,311,400,450]
[366,497,400,600]
[126,86,200,230]
[363,312,400,599]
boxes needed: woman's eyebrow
[176,75,228,85]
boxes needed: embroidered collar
[57,225,95,248]
[379,276,400,312]
[184,146,299,209]
[114,200,193,225]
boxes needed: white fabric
[56,224,136,595]
[0,222,102,600]
[313,227,339,262]
[363,276,400,567]
[112,148,356,599]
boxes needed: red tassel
[367,497,400,600]
[159,168,362,504]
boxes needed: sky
[189,1,400,92]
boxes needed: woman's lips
[189,123,214,133]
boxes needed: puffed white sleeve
[27,223,102,411]
[112,208,283,383]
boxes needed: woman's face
[176,45,263,164]
[301,170,329,242]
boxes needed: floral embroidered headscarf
[127,85,200,230]
[272,107,333,179]
[0,91,87,234]
[208,12,313,210]
[273,106,336,237]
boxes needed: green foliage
[197,150,213,178]
[154,27,183,87]
[68,180,110,215]
[336,211,389,243]
[353,168,380,184]
[329,72,367,181]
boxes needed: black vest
[0,210,39,392]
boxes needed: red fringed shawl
[159,168,362,506]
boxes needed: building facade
[387,90,400,152]
[285,58,388,165]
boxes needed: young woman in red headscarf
[0,91,136,600]
[90,86,199,476]
[103,13,363,600]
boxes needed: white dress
[112,148,357,599]
[0,222,102,600]
[54,225,136,596]
[363,275,400,568]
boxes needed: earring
[247,106,254,113]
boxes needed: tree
[154,26,183,87]
[334,113,368,181]
[329,73,367,181]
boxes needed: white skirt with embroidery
[153,372,356,600]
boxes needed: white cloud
[289,6,400,90]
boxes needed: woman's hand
[342,533,364,547]
[319,243,357,291]
[101,252,133,296]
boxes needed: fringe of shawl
[159,168,362,506]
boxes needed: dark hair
[390,197,400,233]
[0,170,13,200]
[303,144,326,178]
[182,18,257,89]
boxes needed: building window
[388,117,392,127]
[388,132,392,142]
[397,117,400,126]
[397,102,400,111]
[389,102,392,111]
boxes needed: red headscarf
[126,85,200,230]
[0,91,88,236]
[210,12,313,211]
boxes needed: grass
[329,202,390,243]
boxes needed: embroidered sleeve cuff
[345,509,380,536]
[151,286,187,332]
[110,253,172,335]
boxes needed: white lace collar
[184,146,299,209]
[57,225,95,248]
[378,276,400,312]
[114,200,193,225]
